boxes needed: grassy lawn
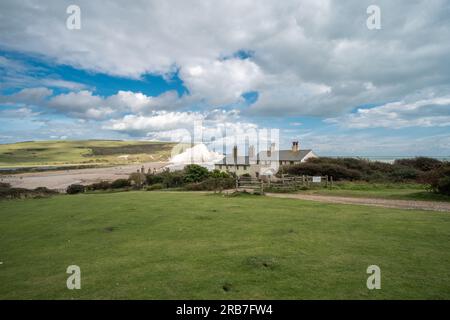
[297,182,450,202]
[0,140,177,168]
[1,191,450,299]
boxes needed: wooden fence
[236,174,333,194]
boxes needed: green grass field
[0,140,177,168]
[1,191,449,299]
[298,182,450,202]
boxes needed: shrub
[129,172,146,186]
[110,179,131,189]
[0,182,11,188]
[388,165,421,182]
[67,184,85,194]
[282,162,362,181]
[394,157,442,172]
[33,187,58,194]
[146,173,164,185]
[210,169,230,179]
[425,166,450,195]
[160,170,185,188]
[183,164,210,183]
[88,181,111,191]
[146,183,164,191]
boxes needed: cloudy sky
[0,0,449,156]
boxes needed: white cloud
[0,87,53,105]
[47,90,112,120]
[103,109,259,144]
[2,0,450,116]
[180,58,263,105]
[0,107,39,118]
[106,90,182,112]
[326,96,450,128]
[104,112,204,134]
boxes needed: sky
[0,0,450,156]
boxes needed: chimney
[233,145,238,164]
[248,145,255,158]
[267,142,275,157]
[245,137,249,165]
[292,141,299,152]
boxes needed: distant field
[1,191,449,299]
[298,182,450,202]
[0,140,179,168]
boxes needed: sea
[324,156,450,164]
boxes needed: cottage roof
[257,149,312,161]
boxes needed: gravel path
[266,193,450,212]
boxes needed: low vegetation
[65,164,234,194]
[1,191,450,299]
[145,164,234,191]
[280,156,450,196]
[0,182,58,199]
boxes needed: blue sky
[1,0,450,156]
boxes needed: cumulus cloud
[0,89,183,120]
[325,96,450,128]
[0,107,40,118]
[105,112,204,134]
[103,109,259,144]
[0,87,53,105]
[180,58,263,105]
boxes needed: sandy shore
[0,162,167,191]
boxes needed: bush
[66,184,85,194]
[183,164,210,183]
[160,170,186,188]
[0,183,58,199]
[146,183,164,191]
[88,181,111,191]
[394,157,442,172]
[146,173,164,185]
[388,165,421,182]
[424,166,450,195]
[129,172,146,187]
[282,162,362,181]
[111,179,131,189]
[0,182,11,188]
[210,169,230,179]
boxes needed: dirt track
[266,193,450,212]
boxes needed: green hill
[0,140,179,168]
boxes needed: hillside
[0,140,179,168]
